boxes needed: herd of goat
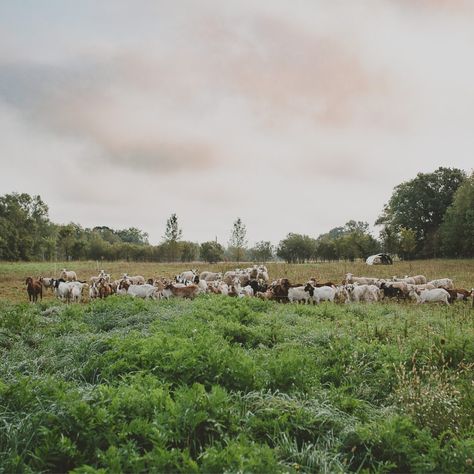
[25,266,473,306]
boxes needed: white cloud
[0,0,473,244]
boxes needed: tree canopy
[439,173,474,258]
[377,167,465,258]
[200,241,224,263]
[1,165,472,263]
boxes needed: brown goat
[271,278,291,303]
[26,277,42,303]
[97,278,113,298]
[163,283,200,299]
[446,288,472,303]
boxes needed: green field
[1,261,474,472]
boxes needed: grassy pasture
[2,258,474,303]
[0,260,473,472]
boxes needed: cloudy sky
[1,1,473,245]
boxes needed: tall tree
[439,173,474,257]
[163,213,182,243]
[163,213,182,261]
[376,167,465,257]
[228,218,248,262]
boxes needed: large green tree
[162,213,183,261]
[376,167,465,257]
[200,241,224,263]
[439,173,474,257]
[277,233,316,263]
[0,193,51,260]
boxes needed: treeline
[0,167,472,262]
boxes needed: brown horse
[26,277,43,303]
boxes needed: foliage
[249,241,274,262]
[163,213,183,243]
[440,173,474,258]
[228,218,247,262]
[377,167,466,258]
[277,221,379,263]
[0,291,473,472]
[200,241,224,263]
[180,241,200,262]
[1,166,473,263]
[277,233,317,263]
[0,193,52,261]
[393,360,473,436]
[115,227,149,245]
[398,227,417,260]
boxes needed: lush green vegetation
[1,295,473,472]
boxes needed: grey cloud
[0,58,217,173]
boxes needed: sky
[1,0,473,245]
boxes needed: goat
[26,277,42,303]
[409,288,450,305]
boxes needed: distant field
[1,259,473,303]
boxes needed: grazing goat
[410,288,450,305]
[59,269,77,282]
[304,283,336,304]
[176,270,198,284]
[446,288,472,303]
[271,278,292,303]
[52,279,71,302]
[247,280,268,294]
[69,281,88,303]
[199,271,222,282]
[119,281,158,299]
[97,278,113,298]
[346,284,379,303]
[288,286,311,304]
[39,276,54,290]
[121,274,145,285]
[162,283,200,299]
[428,278,454,290]
[26,277,42,303]
[380,282,406,300]
[344,273,378,285]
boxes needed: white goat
[59,269,77,282]
[410,288,450,305]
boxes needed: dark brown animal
[26,277,42,303]
[271,278,292,303]
[97,278,113,298]
[446,288,471,303]
[256,289,274,300]
[312,281,337,288]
